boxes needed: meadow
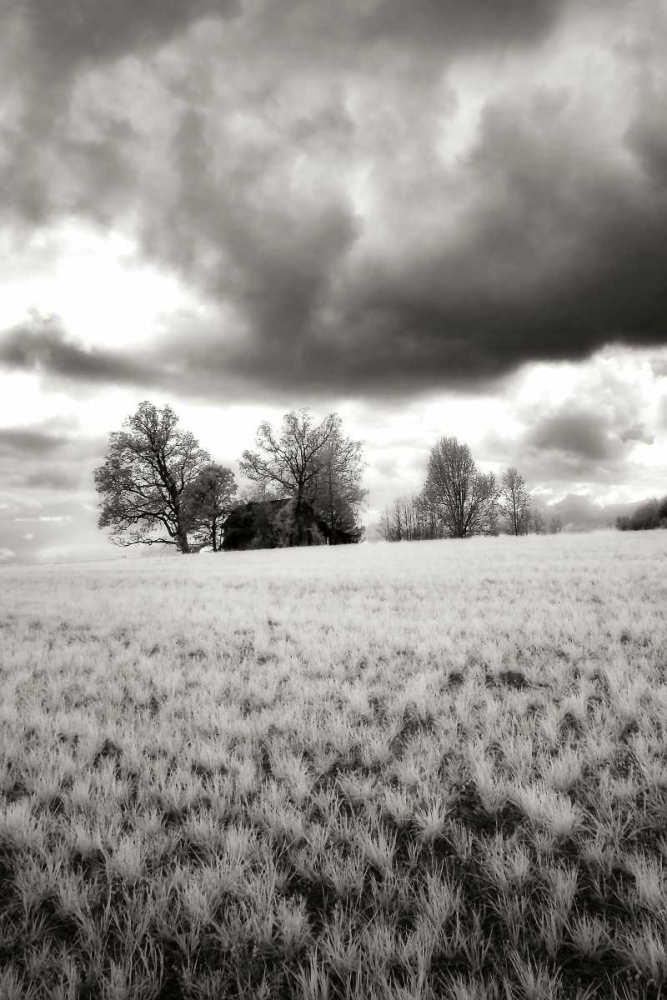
[1,531,667,999]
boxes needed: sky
[1,0,667,561]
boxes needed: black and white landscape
[1,0,667,560]
[1,3,667,999]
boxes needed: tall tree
[181,463,237,551]
[307,420,367,543]
[94,401,211,553]
[378,508,394,542]
[240,409,338,503]
[498,467,531,536]
[240,409,366,541]
[422,436,498,538]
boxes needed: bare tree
[377,498,408,542]
[548,515,563,534]
[181,463,238,551]
[422,437,498,538]
[307,420,367,543]
[240,410,338,503]
[94,402,212,552]
[393,497,404,540]
[415,492,442,539]
[240,409,366,541]
[377,500,406,542]
[400,495,434,540]
[378,509,394,542]
[498,467,531,536]
[527,507,546,534]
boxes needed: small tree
[548,515,563,534]
[377,496,418,542]
[94,401,211,552]
[498,467,531,536]
[422,437,498,538]
[181,463,237,551]
[527,508,546,534]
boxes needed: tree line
[94,402,366,553]
[616,497,667,532]
[95,407,578,553]
[377,437,562,541]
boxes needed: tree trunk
[176,528,191,553]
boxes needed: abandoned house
[221,498,330,550]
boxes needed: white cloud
[0,548,15,560]
[0,224,201,353]
[13,515,73,523]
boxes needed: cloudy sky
[1,0,667,560]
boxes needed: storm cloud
[1,0,666,400]
[0,316,157,389]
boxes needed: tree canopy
[94,402,214,553]
[305,419,367,543]
[422,436,498,538]
[240,409,366,542]
[239,410,338,502]
[181,463,238,551]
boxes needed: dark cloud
[626,105,667,189]
[22,468,88,491]
[0,457,87,494]
[293,88,667,396]
[245,0,569,68]
[126,74,667,401]
[1,0,666,400]
[23,0,239,71]
[0,316,156,388]
[526,410,626,463]
[0,427,70,456]
[0,0,237,230]
[359,0,561,48]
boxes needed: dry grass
[1,532,667,998]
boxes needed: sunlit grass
[1,531,667,998]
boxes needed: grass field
[2,531,667,999]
